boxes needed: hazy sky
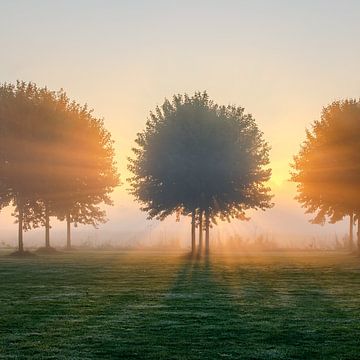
[1,0,360,245]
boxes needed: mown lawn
[0,250,360,359]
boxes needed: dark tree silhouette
[291,99,360,250]
[129,92,273,253]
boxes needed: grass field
[1,250,360,359]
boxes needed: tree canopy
[0,81,119,252]
[291,99,360,226]
[129,92,273,251]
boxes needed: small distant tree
[291,99,360,250]
[129,92,273,253]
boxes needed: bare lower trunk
[357,215,360,253]
[66,212,71,249]
[349,213,354,250]
[18,199,24,252]
[45,203,50,248]
[199,210,203,252]
[205,210,210,253]
[191,210,196,253]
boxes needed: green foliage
[129,91,272,225]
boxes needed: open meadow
[1,250,360,359]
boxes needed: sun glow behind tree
[128,92,273,253]
[291,99,360,250]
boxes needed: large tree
[129,92,273,253]
[0,81,119,253]
[291,99,360,250]
[53,100,119,249]
[0,82,48,252]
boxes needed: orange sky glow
[1,1,360,247]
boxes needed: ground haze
[1,251,359,359]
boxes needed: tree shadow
[19,252,359,360]
[114,254,254,359]
[125,254,360,360]
[204,255,360,360]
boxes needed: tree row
[1,82,359,255]
[0,82,119,253]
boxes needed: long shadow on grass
[117,255,360,360]
[91,254,293,359]
[7,253,358,359]
[208,256,360,360]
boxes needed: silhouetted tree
[129,92,273,253]
[291,99,360,250]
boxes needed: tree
[38,96,119,250]
[291,99,360,250]
[129,92,273,253]
[57,102,120,248]
[0,81,119,252]
[0,82,48,252]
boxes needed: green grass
[1,250,360,359]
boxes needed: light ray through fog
[1,0,360,246]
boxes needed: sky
[1,0,360,247]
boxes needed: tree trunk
[199,210,203,252]
[191,210,196,253]
[205,210,210,253]
[66,212,71,249]
[18,199,24,253]
[45,202,50,248]
[349,213,354,251]
[357,215,360,253]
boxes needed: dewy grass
[0,251,360,359]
